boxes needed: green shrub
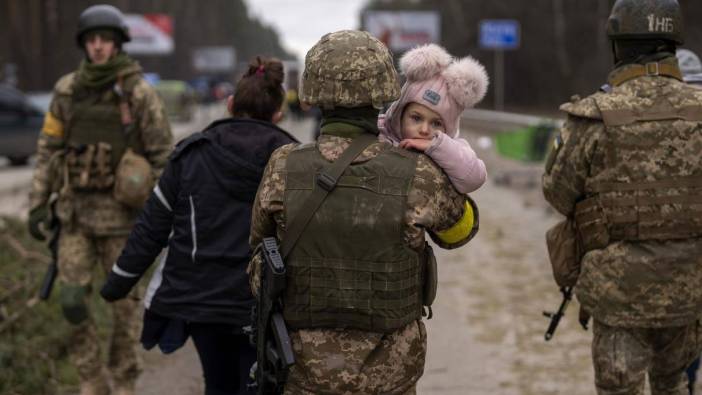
[0,217,110,395]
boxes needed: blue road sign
[479,20,520,50]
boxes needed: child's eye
[432,120,443,129]
[411,115,421,122]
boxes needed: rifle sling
[279,133,377,259]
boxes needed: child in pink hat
[379,44,488,194]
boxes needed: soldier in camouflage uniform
[542,1,702,394]
[248,30,478,394]
[26,5,173,395]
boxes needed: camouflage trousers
[283,321,427,395]
[284,384,416,395]
[592,320,702,395]
[58,229,142,391]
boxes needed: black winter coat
[103,117,297,326]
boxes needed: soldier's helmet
[300,30,400,110]
[676,49,702,76]
[76,4,131,47]
[607,0,683,44]
[676,49,702,84]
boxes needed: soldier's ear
[227,95,235,115]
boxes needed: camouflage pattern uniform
[29,67,172,392]
[249,134,469,394]
[543,57,702,394]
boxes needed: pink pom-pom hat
[382,44,489,143]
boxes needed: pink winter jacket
[378,114,487,194]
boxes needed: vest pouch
[92,142,115,189]
[113,148,153,209]
[574,197,610,252]
[545,218,583,288]
[422,242,438,307]
[65,143,115,191]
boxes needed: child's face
[400,102,445,140]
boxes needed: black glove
[579,305,591,331]
[100,271,138,302]
[28,204,49,241]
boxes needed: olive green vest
[64,76,145,190]
[574,78,702,250]
[283,143,423,333]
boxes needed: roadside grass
[0,216,111,395]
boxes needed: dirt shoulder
[419,130,593,394]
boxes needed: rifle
[39,204,61,300]
[251,237,295,395]
[543,286,573,341]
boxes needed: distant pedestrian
[677,47,702,395]
[100,56,297,395]
[677,48,702,86]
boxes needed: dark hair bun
[246,56,285,88]
[232,56,286,121]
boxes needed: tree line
[0,0,294,91]
[363,0,702,113]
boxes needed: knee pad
[59,285,90,325]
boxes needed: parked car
[154,80,197,122]
[0,84,45,166]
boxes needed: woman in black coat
[100,57,297,395]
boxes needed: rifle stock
[39,262,57,300]
[543,286,573,341]
[39,208,61,301]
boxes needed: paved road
[135,121,595,395]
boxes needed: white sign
[192,47,237,72]
[124,14,174,55]
[363,11,440,53]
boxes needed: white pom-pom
[399,44,452,82]
[443,56,489,108]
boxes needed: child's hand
[399,138,433,152]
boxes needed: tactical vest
[65,75,144,190]
[574,80,702,251]
[283,143,423,333]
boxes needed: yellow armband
[41,112,64,138]
[435,197,479,245]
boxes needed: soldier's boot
[79,378,110,395]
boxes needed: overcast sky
[244,0,369,62]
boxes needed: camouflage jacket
[249,133,467,394]
[29,68,173,236]
[543,61,702,328]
